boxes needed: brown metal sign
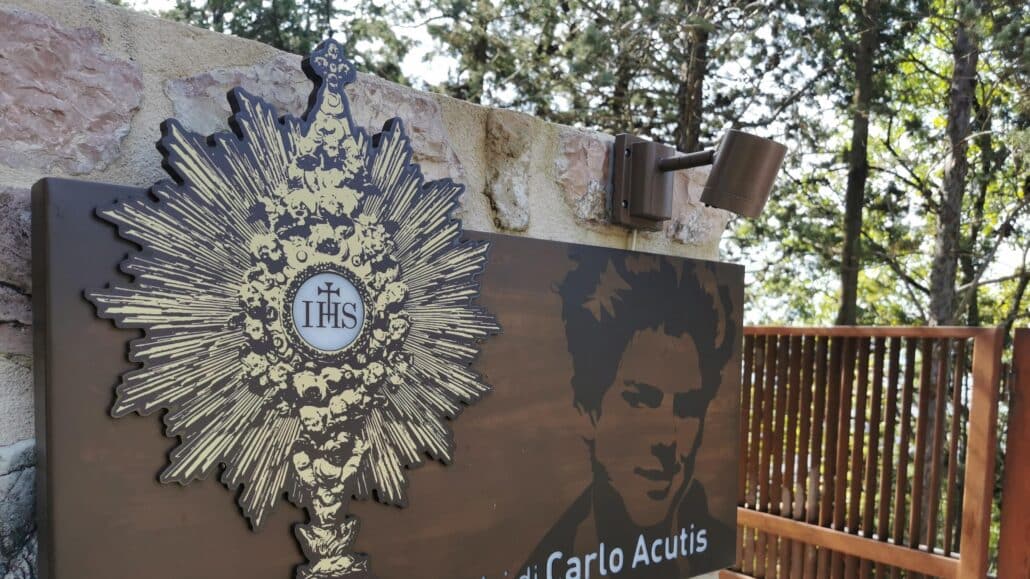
[32,39,742,579]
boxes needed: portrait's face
[591,326,707,527]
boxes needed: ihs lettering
[301,281,360,329]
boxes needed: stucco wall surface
[0,1,731,577]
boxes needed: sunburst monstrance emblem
[88,39,499,578]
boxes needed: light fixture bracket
[611,130,787,229]
[611,134,715,230]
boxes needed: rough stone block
[0,281,30,357]
[0,7,143,175]
[165,55,465,184]
[0,355,32,446]
[484,109,534,231]
[164,53,310,136]
[0,189,30,357]
[0,324,30,358]
[0,187,30,293]
[555,127,612,223]
[0,186,31,357]
[0,439,35,579]
[348,74,466,184]
[2,533,35,579]
[664,167,732,247]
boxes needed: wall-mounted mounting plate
[611,133,676,231]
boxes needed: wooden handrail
[745,326,991,338]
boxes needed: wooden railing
[723,327,1004,579]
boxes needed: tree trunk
[322,0,333,37]
[928,1,981,326]
[611,60,633,132]
[920,1,982,544]
[836,0,880,325]
[960,97,994,326]
[675,26,708,153]
[1002,273,1029,337]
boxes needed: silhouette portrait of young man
[523,249,738,578]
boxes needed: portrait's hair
[559,249,738,422]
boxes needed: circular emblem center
[291,271,365,352]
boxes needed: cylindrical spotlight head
[700,130,787,218]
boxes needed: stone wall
[0,1,731,577]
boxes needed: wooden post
[957,328,1003,578]
[998,329,1029,578]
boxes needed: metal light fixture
[611,130,787,229]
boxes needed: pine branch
[861,231,931,296]
[954,198,1030,313]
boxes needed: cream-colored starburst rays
[88,39,498,578]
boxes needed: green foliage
[162,0,413,82]
[730,0,1027,332]
[411,1,799,145]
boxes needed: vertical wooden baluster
[800,336,820,579]
[768,336,790,577]
[738,334,755,572]
[744,335,766,576]
[875,337,901,577]
[859,337,886,577]
[784,336,803,579]
[943,339,966,555]
[831,338,856,579]
[758,335,779,576]
[817,336,843,578]
[844,337,870,578]
[957,354,970,555]
[926,339,951,556]
[890,338,917,579]
[909,339,934,558]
